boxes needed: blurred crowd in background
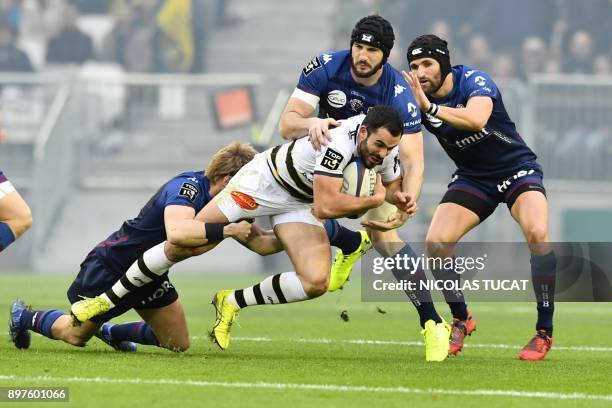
[2,0,612,77]
[0,0,231,73]
[334,0,612,78]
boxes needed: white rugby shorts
[215,153,323,228]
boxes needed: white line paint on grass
[0,375,610,402]
[189,336,612,353]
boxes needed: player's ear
[221,174,232,187]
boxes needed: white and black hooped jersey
[265,114,400,202]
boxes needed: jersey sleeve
[378,146,401,184]
[162,176,203,209]
[462,70,499,101]
[391,76,422,135]
[313,124,354,178]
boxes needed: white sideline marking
[190,336,612,353]
[0,375,610,401]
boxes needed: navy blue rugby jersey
[88,171,212,273]
[422,65,537,175]
[295,50,421,134]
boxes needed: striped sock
[0,221,16,252]
[101,242,175,308]
[228,272,309,308]
[25,310,64,339]
[108,321,160,346]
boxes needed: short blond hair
[206,142,257,182]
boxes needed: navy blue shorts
[67,256,178,324]
[441,162,546,222]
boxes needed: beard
[421,70,444,95]
[351,58,384,79]
[359,139,383,168]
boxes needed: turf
[1,273,611,408]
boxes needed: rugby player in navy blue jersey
[0,129,33,254]
[279,17,451,354]
[9,142,278,353]
[402,35,556,361]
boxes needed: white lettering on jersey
[394,84,405,97]
[322,53,333,64]
[465,70,475,78]
[327,90,347,108]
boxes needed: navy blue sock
[24,310,64,339]
[431,264,468,321]
[324,219,361,254]
[110,321,160,346]
[0,222,16,252]
[391,243,442,328]
[531,252,556,336]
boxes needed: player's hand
[223,221,252,241]
[308,117,340,151]
[371,174,386,208]
[361,211,409,231]
[401,70,431,112]
[393,191,418,216]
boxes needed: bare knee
[523,224,548,243]
[160,337,190,352]
[300,274,328,298]
[64,332,92,347]
[426,235,455,258]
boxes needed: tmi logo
[497,169,536,193]
[455,129,490,149]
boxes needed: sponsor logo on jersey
[394,84,405,97]
[327,90,347,108]
[474,75,486,86]
[321,148,344,171]
[322,53,333,64]
[404,119,421,127]
[424,113,443,128]
[349,98,363,112]
[454,129,491,149]
[497,169,536,193]
[231,191,259,210]
[302,57,322,76]
[465,70,475,78]
[178,182,199,202]
[407,102,418,118]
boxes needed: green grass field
[1,273,611,407]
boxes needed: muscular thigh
[274,222,330,281]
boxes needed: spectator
[593,54,611,76]
[101,4,156,72]
[518,36,548,79]
[465,33,493,73]
[0,23,33,71]
[45,4,93,64]
[563,30,595,74]
[0,0,19,30]
[491,52,516,79]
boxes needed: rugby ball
[341,158,377,218]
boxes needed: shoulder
[303,50,349,76]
